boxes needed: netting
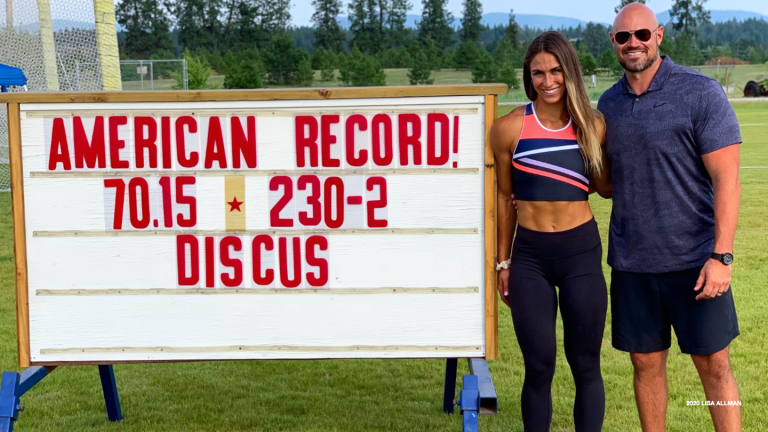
[0,0,121,191]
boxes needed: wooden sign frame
[1,85,506,367]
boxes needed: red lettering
[295,116,319,167]
[279,237,302,288]
[345,114,368,167]
[231,116,257,168]
[427,113,450,166]
[398,114,422,166]
[204,117,227,169]
[371,114,393,166]
[161,117,173,169]
[175,116,199,168]
[109,116,129,169]
[252,235,275,286]
[321,114,341,167]
[48,118,72,171]
[73,116,105,169]
[305,236,329,287]
[134,116,158,169]
[176,235,199,286]
[220,236,243,287]
[205,236,215,288]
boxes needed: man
[598,4,742,432]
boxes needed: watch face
[723,253,734,265]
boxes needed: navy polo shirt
[597,57,741,273]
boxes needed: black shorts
[611,266,739,355]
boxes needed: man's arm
[694,144,740,300]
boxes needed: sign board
[3,86,504,366]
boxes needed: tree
[471,50,499,83]
[505,9,520,50]
[172,49,212,89]
[408,42,434,84]
[418,0,454,51]
[224,50,267,89]
[263,33,309,84]
[598,49,624,78]
[296,57,315,86]
[116,0,174,58]
[386,0,411,49]
[493,35,522,68]
[348,0,383,54]
[455,41,481,70]
[338,46,386,86]
[171,0,223,52]
[221,0,291,50]
[312,0,345,52]
[669,0,711,38]
[460,0,483,43]
[582,23,611,58]
[578,43,598,75]
[615,0,647,14]
[498,61,520,90]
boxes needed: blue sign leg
[459,374,479,432]
[98,365,122,422]
[0,372,21,432]
[443,358,458,413]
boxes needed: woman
[490,31,611,432]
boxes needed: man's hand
[511,193,518,211]
[694,259,732,300]
[497,269,510,307]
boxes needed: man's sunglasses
[613,28,657,44]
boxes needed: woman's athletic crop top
[511,103,589,201]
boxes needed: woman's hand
[497,269,511,307]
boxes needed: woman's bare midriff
[516,201,594,232]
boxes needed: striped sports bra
[511,103,589,201]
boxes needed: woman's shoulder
[491,106,526,152]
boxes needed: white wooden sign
[6,87,502,365]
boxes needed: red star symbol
[228,196,243,212]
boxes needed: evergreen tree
[338,46,386,86]
[348,0,383,54]
[582,23,611,58]
[498,61,520,90]
[460,0,483,43]
[418,0,454,51]
[171,0,224,51]
[172,49,212,89]
[224,50,266,89]
[116,0,174,58]
[312,0,345,52]
[408,42,434,84]
[615,0,647,14]
[297,57,315,86]
[505,9,520,50]
[455,41,481,70]
[386,0,411,49]
[263,33,308,84]
[578,43,598,75]
[221,0,291,50]
[471,50,498,83]
[669,0,711,38]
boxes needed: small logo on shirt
[654,102,667,108]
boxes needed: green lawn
[0,103,766,431]
[117,63,767,102]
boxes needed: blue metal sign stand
[443,358,498,432]
[0,365,122,431]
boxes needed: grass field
[0,103,765,432]
[118,63,768,102]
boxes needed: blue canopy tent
[0,63,27,92]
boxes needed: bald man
[597,4,742,432]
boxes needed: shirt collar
[622,55,673,95]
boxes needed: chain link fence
[1,0,121,191]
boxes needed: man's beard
[619,50,659,72]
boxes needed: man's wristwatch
[711,252,734,265]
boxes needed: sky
[290,0,768,28]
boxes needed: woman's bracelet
[496,259,512,271]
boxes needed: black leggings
[507,218,607,432]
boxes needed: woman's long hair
[523,31,603,176]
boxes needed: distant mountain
[656,10,768,25]
[336,10,767,31]
[337,13,603,30]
